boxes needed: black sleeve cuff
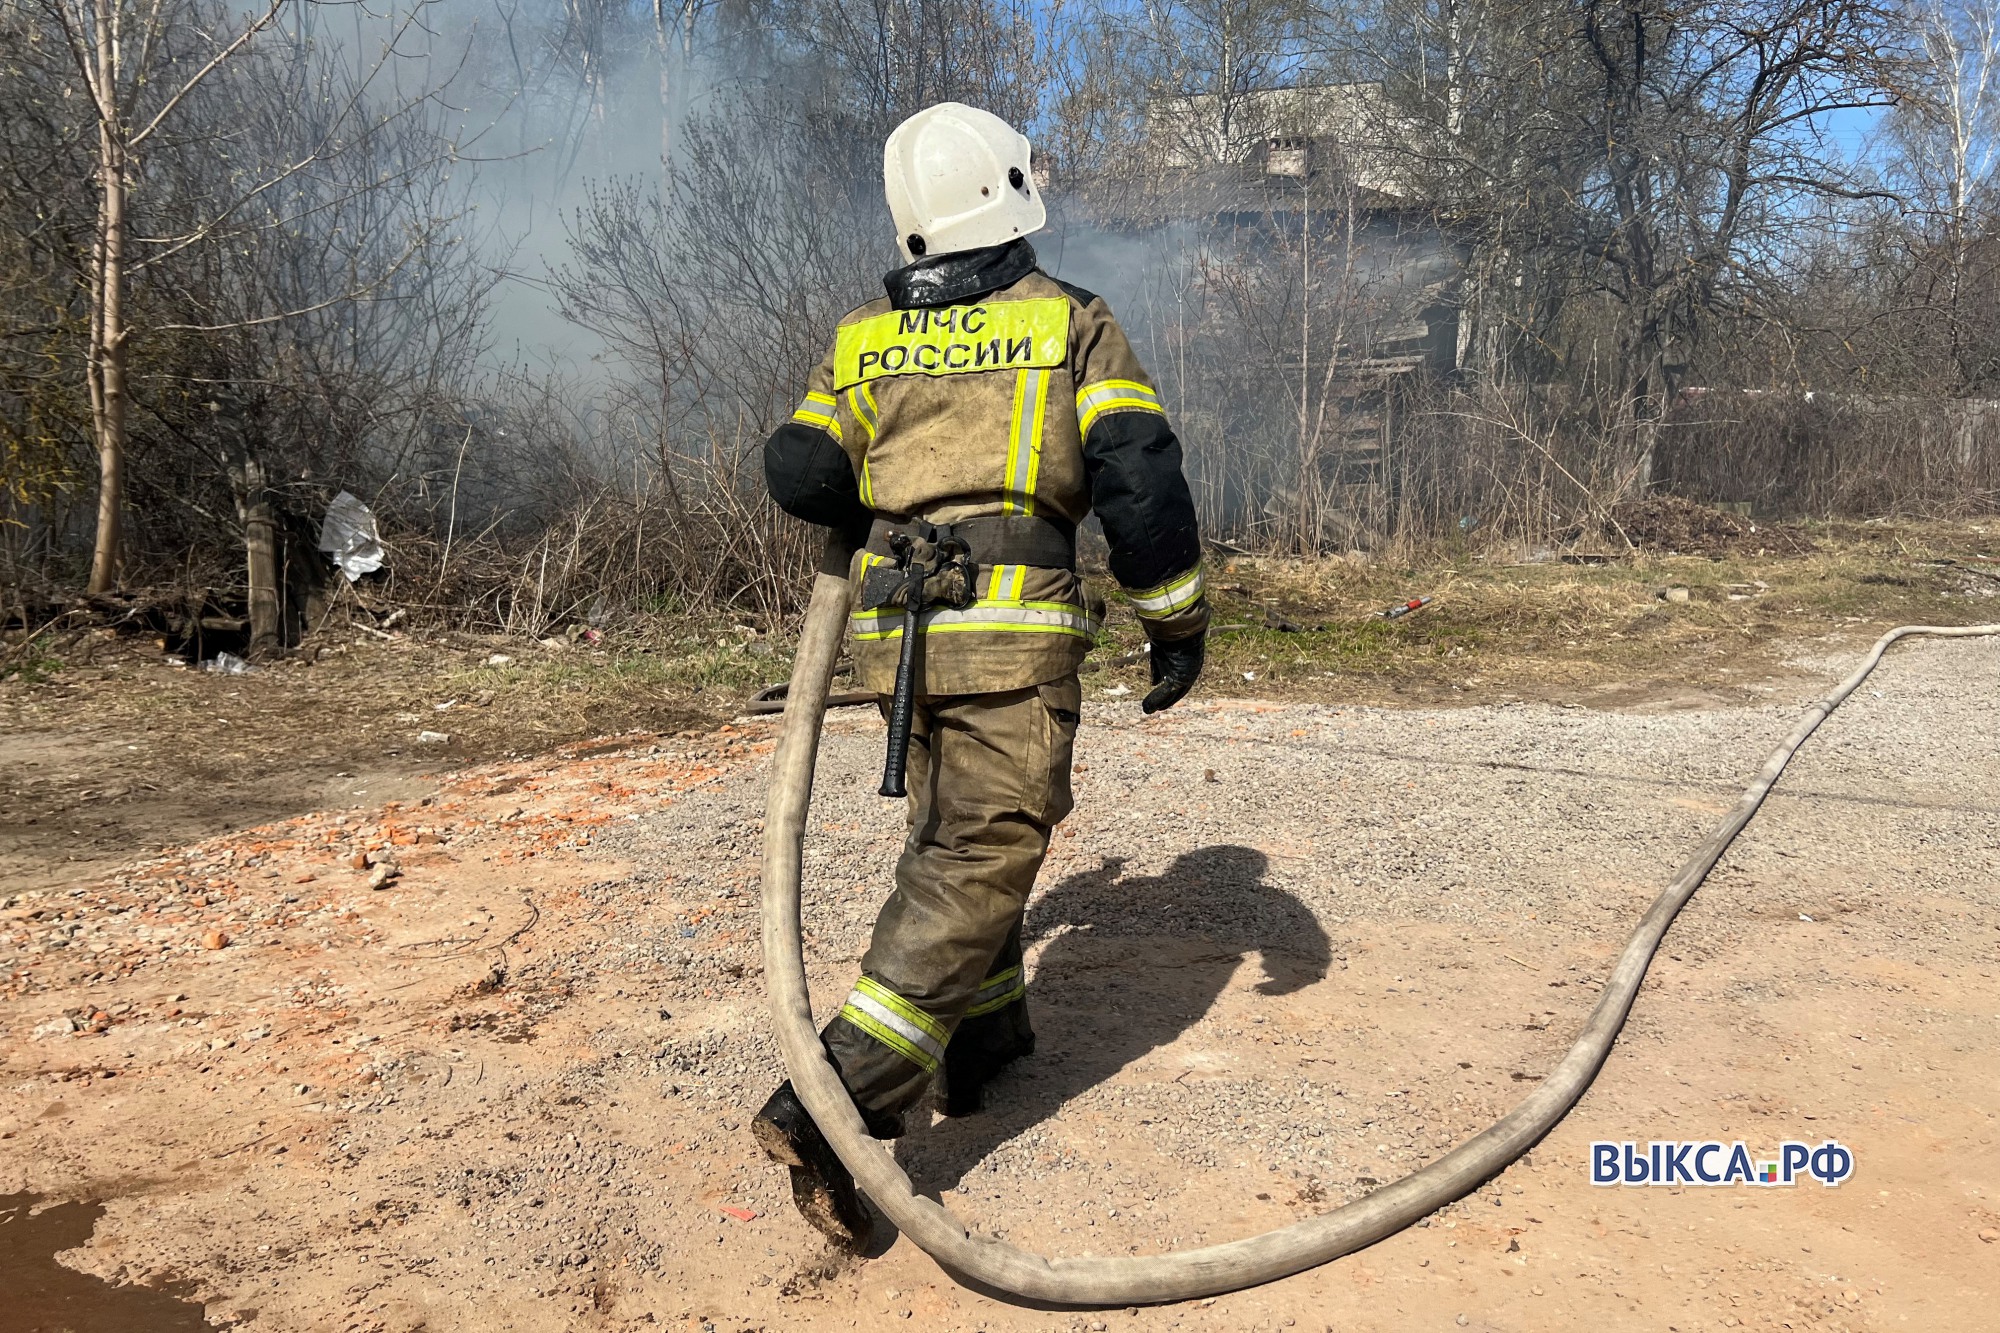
[764,421,869,531]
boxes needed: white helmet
[884,103,1046,264]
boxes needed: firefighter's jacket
[764,239,1208,696]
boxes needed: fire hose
[760,562,2000,1304]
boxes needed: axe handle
[878,597,923,798]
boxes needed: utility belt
[856,512,1075,799]
[862,514,1076,573]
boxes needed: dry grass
[379,488,819,637]
[13,518,1999,734]
[1083,517,2000,706]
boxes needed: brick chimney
[1264,136,1310,177]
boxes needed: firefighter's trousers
[819,675,1081,1133]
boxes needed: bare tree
[1322,1,1902,471]
[32,0,296,593]
[27,0,484,602]
[1879,0,2000,390]
[1126,0,1314,167]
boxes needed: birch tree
[35,0,293,593]
[1892,0,2000,389]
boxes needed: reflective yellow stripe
[851,598,1085,618]
[854,620,1095,640]
[965,965,1026,1018]
[1130,563,1205,619]
[847,384,879,439]
[791,390,842,443]
[838,1008,938,1072]
[987,563,1026,600]
[847,384,878,506]
[838,976,948,1072]
[1003,368,1050,516]
[849,599,1097,642]
[833,298,1069,389]
[1077,378,1158,406]
[1021,370,1048,503]
[1076,377,1165,437]
[1003,372,1029,513]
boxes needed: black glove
[1142,633,1204,714]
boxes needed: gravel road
[4,632,1997,1332]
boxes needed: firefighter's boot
[752,1081,873,1248]
[940,999,1036,1117]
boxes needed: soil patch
[4,637,1998,1330]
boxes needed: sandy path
[3,635,1997,1332]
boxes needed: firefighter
[751,101,1208,1247]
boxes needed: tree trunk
[655,0,674,175]
[224,429,283,657]
[86,8,128,596]
[242,468,282,658]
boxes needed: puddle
[0,1192,207,1331]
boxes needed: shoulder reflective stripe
[1002,368,1050,516]
[838,977,947,1072]
[833,298,1069,389]
[1077,377,1165,437]
[1130,563,1205,618]
[966,965,1027,1017]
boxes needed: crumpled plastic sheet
[202,651,254,675]
[319,490,385,582]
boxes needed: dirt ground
[4,527,2000,1332]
